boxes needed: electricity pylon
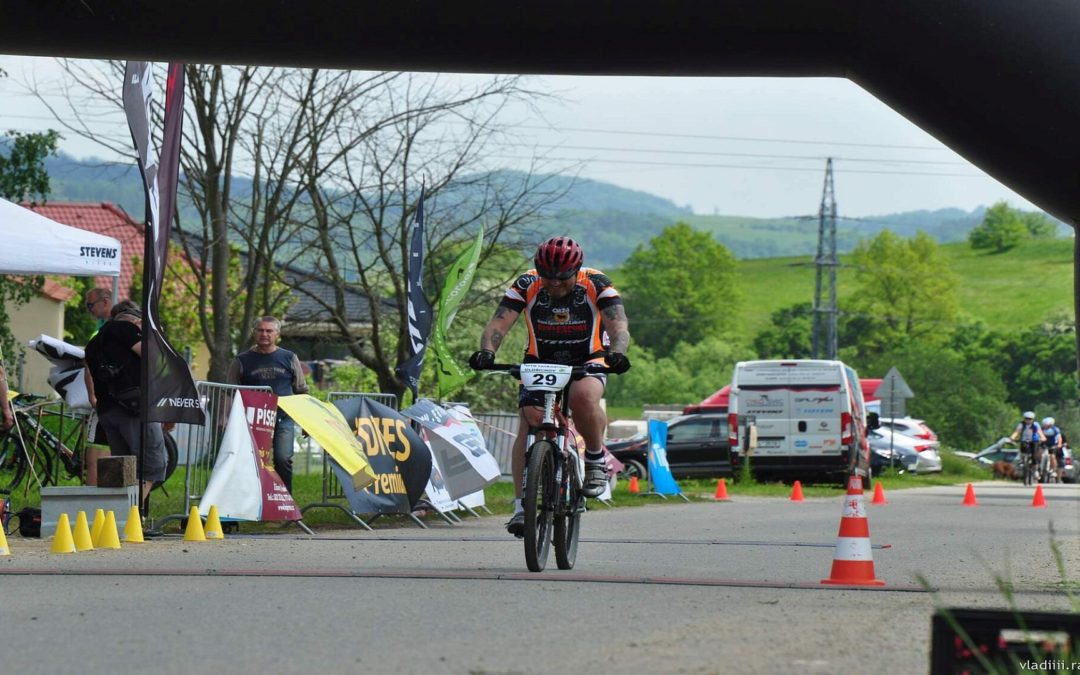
[812,158,838,360]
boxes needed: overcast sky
[0,55,1036,218]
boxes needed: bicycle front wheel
[0,432,28,492]
[554,454,583,570]
[524,440,557,572]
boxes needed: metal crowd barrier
[298,391,397,530]
[471,412,518,478]
[156,381,272,529]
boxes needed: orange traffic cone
[628,475,640,494]
[790,480,805,502]
[822,475,885,586]
[962,483,978,506]
[871,482,887,505]
[1031,484,1047,508]
[714,478,730,501]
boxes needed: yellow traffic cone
[123,505,145,543]
[51,513,77,554]
[98,511,122,550]
[90,508,105,546]
[204,505,225,540]
[0,522,10,556]
[73,511,94,551]
[183,506,207,542]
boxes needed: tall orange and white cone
[822,475,884,586]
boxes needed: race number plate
[519,363,573,392]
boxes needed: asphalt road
[0,481,1076,674]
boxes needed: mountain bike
[1018,441,1038,486]
[0,392,177,492]
[481,361,610,572]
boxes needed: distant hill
[34,153,1055,266]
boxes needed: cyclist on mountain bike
[470,236,631,537]
[1010,411,1045,477]
[1041,416,1063,481]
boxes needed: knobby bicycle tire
[0,432,28,492]
[154,431,179,489]
[554,453,582,570]
[524,440,557,572]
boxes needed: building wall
[6,296,66,396]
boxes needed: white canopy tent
[0,197,122,277]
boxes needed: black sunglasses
[537,268,578,281]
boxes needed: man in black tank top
[227,316,309,491]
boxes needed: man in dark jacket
[83,300,168,503]
[227,316,309,492]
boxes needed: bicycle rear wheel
[154,431,179,489]
[524,440,556,572]
[0,432,28,491]
[554,455,583,570]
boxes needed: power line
[512,123,949,151]
[508,143,969,167]
[489,154,984,178]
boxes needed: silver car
[868,428,942,473]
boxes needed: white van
[727,359,871,481]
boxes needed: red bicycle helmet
[534,236,583,279]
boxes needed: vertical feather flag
[432,226,484,399]
[394,190,433,399]
[123,62,205,425]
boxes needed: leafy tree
[862,342,1014,448]
[620,223,741,358]
[968,200,1029,252]
[1021,211,1059,238]
[951,315,1076,413]
[607,337,754,408]
[847,230,959,356]
[0,126,59,372]
[753,303,814,358]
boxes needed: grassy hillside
[736,237,1074,341]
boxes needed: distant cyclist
[1041,416,1063,481]
[470,236,631,537]
[1009,411,1045,473]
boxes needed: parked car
[867,428,942,473]
[606,412,738,479]
[1060,446,1076,483]
[878,416,938,442]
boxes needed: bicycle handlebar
[477,362,611,378]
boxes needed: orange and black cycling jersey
[499,267,622,365]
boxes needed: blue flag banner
[647,419,682,496]
[394,190,433,399]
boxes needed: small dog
[992,460,1018,480]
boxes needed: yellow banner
[277,395,376,490]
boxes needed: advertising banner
[431,226,484,399]
[647,419,682,496]
[277,395,377,490]
[423,445,459,514]
[394,191,432,399]
[199,391,300,521]
[331,396,432,515]
[402,399,499,500]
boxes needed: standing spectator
[0,345,14,432]
[227,316,309,492]
[83,288,114,484]
[84,287,113,338]
[83,300,168,505]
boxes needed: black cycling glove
[604,351,631,374]
[469,349,496,370]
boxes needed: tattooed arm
[601,303,630,353]
[480,305,521,353]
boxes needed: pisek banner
[647,418,683,496]
[423,450,459,514]
[199,391,300,522]
[401,399,500,500]
[331,396,432,515]
[431,226,484,399]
